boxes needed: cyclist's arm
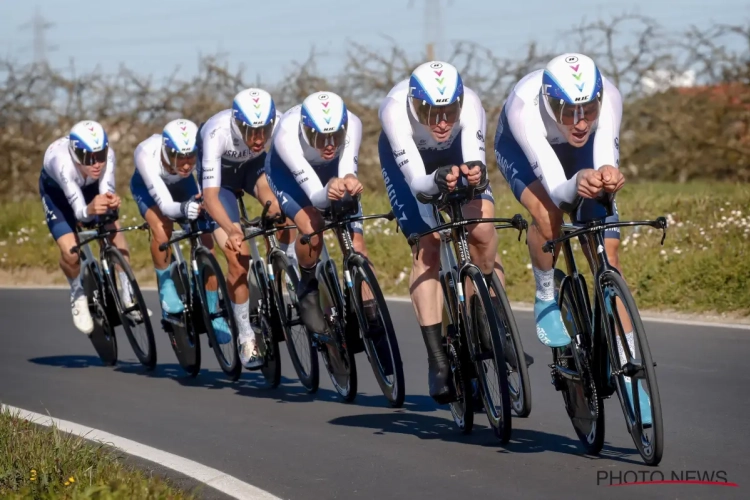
[98,148,117,195]
[200,130,235,233]
[507,98,578,211]
[134,146,182,219]
[274,123,329,209]
[337,112,362,179]
[49,157,91,221]
[378,96,437,195]
[592,79,623,170]
[459,88,487,165]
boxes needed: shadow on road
[27,354,438,412]
[327,412,645,464]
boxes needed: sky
[1,0,749,87]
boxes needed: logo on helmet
[318,93,329,101]
[430,62,443,69]
[565,55,579,64]
[249,90,260,97]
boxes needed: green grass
[1,180,748,315]
[0,407,195,499]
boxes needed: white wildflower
[526,263,532,270]
[660,249,667,256]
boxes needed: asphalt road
[1,289,748,499]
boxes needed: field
[1,180,748,317]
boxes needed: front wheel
[104,247,156,370]
[82,260,118,366]
[462,266,512,443]
[168,258,201,377]
[195,248,242,381]
[271,252,319,393]
[347,256,405,408]
[600,271,664,466]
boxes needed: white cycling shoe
[239,335,263,369]
[71,295,94,335]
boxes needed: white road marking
[1,404,282,500]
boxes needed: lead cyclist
[377,61,513,404]
[493,52,650,424]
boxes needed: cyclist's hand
[435,165,460,193]
[460,163,483,186]
[599,165,625,193]
[576,169,604,199]
[88,194,111,215]
[180,200,201,220]
[327,177,348,200]
[225,227,244,253]
[343,174,363,196]
[104,192,121,209]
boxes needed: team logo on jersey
[476,130,484,142]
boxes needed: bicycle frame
[543,197,667,389]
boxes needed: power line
[18,5,57,65]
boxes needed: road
[1,289,748,499]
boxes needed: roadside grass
[1,180,748,315]
[0,407,195,499]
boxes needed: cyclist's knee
[412,234,440,272]
[521,183,562,240]
[605,237,621,270]
[294,207,324,249]
[58,236,79,268]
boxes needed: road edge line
[1,404,282,500]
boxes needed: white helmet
[408,61,464,126]
[161,118,198,170]
[68,120,109,165]
[299,91,348,149]
[232,88,277,143]
[541,53,604,125]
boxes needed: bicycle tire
[348,255,405,408]
[555,269,605,455]
[82,260,118,366]
[462,265,512,443]
[252,260,281,387]
[437,268,474,433]
[195,247,242,381]
[104,247,156,370]
[318,259,357,402]
[168,258,201,377]
[271,252,319,393]
[600,271,664,466]
[487,272,532,418]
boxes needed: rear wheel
[83,261,118,366]
[348,256,405,408]
[487,273,532,418]
[271,252,319,392]
[104,247,156,370]
[168,258,201,377]
[554,269,605,455]
[196,248,241,381]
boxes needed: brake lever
[656,216,668,245]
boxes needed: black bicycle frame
[542,196,667,388]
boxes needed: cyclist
[493,52,649,423]
[39,120,132,334]
[265,91,375,337]
[130,118,229,340]
[197,88,292,369]
[377,61,506,404]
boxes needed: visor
[410,97,462,126]
[302,124,347,150]
[546,95,602,126]
[235,117,275,144]
[72,146,108,166]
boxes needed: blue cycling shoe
[534,297,571,348]
[156,268,184,315]
[205,290,232,345]
[623,378,653,426]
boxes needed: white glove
[180,200,201,220]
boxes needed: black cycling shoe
[421,324,454,404]
[298,289,328,334]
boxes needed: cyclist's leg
[494,108,570,348]
[39,172,93,333]
[253,169,298,270]
[379,131,451,401]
